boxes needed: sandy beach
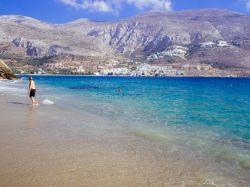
[0,91,249,187]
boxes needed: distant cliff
[0,60,17,79]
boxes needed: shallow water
[0,76,250,186]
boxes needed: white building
[217,40,230,47]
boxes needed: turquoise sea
[29,76,250,139]
[1,75,250,185]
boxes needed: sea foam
[0,80,26,94]
[42,99,55,105]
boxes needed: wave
[0,80,26,95]
[42,98,55,105]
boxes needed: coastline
[16,73,250,78]
[0,79,250,186]
[0,94,208,186]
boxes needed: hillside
[0,9,250,76]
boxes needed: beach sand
[0,94,249,186]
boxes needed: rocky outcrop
[0,15,115,58]
[86,9,250,69]
[0,60,17,80]
[12,37,44,57]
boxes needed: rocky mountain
[0,59,17,79]
[0,9,250,76]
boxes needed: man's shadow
[8,101,30,105]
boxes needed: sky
[0,0,250,23]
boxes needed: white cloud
[58,0,112,12]
[84,1,112,12]
[57,0,172,13]
[238,0,250,10]
[126,0,172,11]
[59,0,78,8]
[246,0,250,10]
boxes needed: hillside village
[10,40,244,77]
[13,59,236,77]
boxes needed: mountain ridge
[0,9,250,76]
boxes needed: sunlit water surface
[0,76,249,186]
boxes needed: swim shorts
[29,89,36,97]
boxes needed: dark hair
[28,77,32,80]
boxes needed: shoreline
[1,94,209,186]
[16,74,250,78]
[0,81,250,186]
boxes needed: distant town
[13,59,238,77]
[9,40,246,77]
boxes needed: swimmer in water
[117,87,123,93]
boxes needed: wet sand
[0,94,249,186]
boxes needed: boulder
[0,59,17,80]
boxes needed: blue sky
[0,0,249,23]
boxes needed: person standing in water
[28,77,38,105]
